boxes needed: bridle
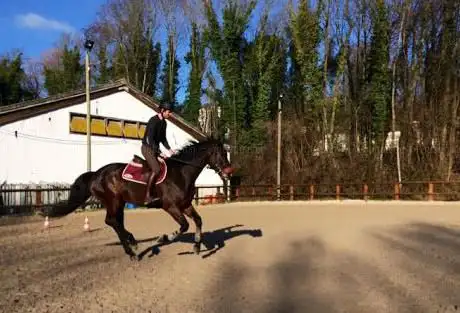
[164,151,232,179]
[208,163,231,180]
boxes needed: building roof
[0,79,207,141]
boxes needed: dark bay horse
[41,137,234,260]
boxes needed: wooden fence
[197,181,460,204]
[0,185,101,216]
[2,181,460,216]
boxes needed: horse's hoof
[157,234,168,244]
[130,243,138,251]
[129,254,138,261]
[193,243,201,255]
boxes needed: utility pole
[232,81,237,157]
[277,94,283,200]
[391,4,405,186]
[84,39,94,172]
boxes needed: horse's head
[171,137,234,180]
[205,139,234,180]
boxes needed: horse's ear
[214,132,224,142]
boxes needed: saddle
[121,155,167,186]
[132,154,149,166]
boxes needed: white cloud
[15,13,75,33]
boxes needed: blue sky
[0,0,292,104]
[0,0,103,58]
[0,0,200,103]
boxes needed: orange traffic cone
[83,216,90,232]
[43,216,50,230]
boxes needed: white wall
[0,91,223,196]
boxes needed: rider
[141,101,176,203]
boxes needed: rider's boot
[144,172,158,204]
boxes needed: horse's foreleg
[115,203,137,250]
[157,206,189,244]
[184,205,202,254]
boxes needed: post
[428,183,434,201]
[394,183,400,200]
[222,182,227,203]
[84,42,93,172]
[226,142,231,202]
[391,5,405,187]
[309,184,314,200]
[336,184,340,201]
[277,94,282,200]
[363,184,369,202]
[194,188,199,206]
[226,181,230,202]
[35,190,42,207]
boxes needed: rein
[166,156,201,168]
[165,155,225,177]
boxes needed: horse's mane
[171,137,222,163]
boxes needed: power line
[0,129,140,146]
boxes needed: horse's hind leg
[103,198,137,260]
[184,205,202,254]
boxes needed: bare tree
[158,0,187,100]
[85,0,160,92]
[23,58,44,98]
[182,0,206,29]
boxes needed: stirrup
[144,197,160,207]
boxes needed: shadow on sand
[203,222,460,313]
[104,224,263,261]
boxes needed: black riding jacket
[142,115,171,154]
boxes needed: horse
[40,137,234,260]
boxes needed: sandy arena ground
[1,201,460,313]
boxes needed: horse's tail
[40,171,96,218]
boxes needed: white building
[0,79,224,200]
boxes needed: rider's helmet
[159,101,174,112]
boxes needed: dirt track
[1,201,460,313]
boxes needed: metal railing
[218,181,460,202]
[2,181,460,216]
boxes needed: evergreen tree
[0,52,35,105]
[43,44,84,95]
[160,35,180,105]
[366,0,391,147]
[183,22,206,125]
[288,0,322,115]
[285,29,305,116]
[245,29,286,146]
[111,46,126,81]
[203,0,256,147]
[5,53,24,103]
[96,45,111,84]
[145,41,161,97]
